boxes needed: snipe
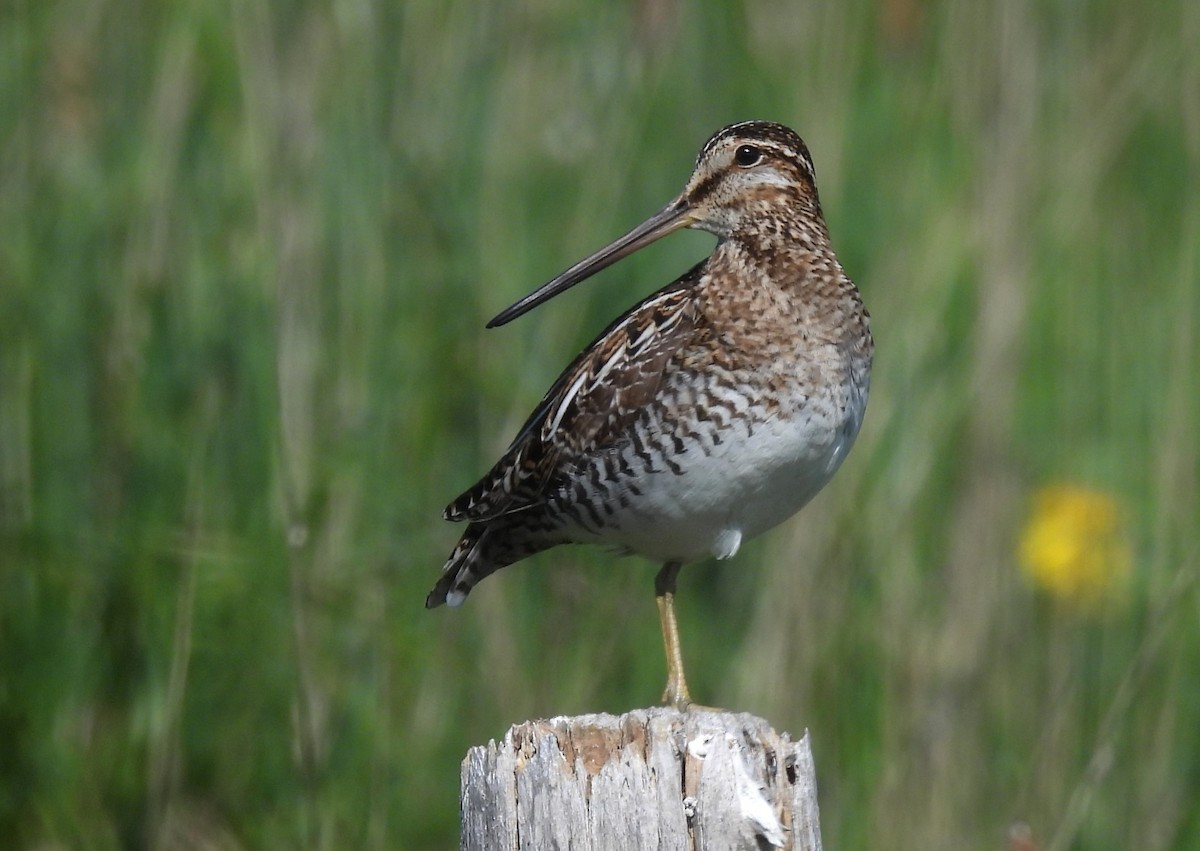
[426,121,873,709]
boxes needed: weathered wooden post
[460,707,822,850]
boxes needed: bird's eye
[734,145,763,167]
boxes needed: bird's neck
[721,207,839,291]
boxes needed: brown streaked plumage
[427,121,873,709]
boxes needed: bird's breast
[570,355,869,564]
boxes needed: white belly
[592,387,865,564]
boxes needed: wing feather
[445,266,706,523]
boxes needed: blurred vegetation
[1,0,1198,848]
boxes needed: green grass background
[2,0,1198,848]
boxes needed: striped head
[681,120,823,238]
[487,120,825,327]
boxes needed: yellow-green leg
[655,562,692,710]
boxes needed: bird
[426,120,873,709]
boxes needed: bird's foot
[661,679,693,712]
[660,678,723,712]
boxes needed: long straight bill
[486,197,695,328]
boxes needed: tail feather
[426,518,560,608]
[425,525,491,608]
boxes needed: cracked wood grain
[460,707,822,851]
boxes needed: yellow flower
[1019,485,1131,605]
